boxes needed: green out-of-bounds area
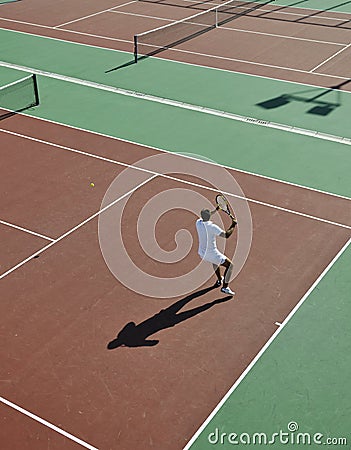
[1,18,350,450]
[0,64,31,84]
[1,29,351,197]
[2,29,351,141]
[189,239,351,450]
[272,0,351,13]
[2,71,351,198]
[0,0,19,5]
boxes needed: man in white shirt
[196,207,237,296]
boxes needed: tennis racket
[216,193,236,222]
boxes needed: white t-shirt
[196,219,223,257]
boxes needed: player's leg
[221,258,235,295]
[212,263,222,286]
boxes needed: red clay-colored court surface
[1,0,351,448]
[1,116,350,450]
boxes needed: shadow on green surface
[0,105,35,121]
[256,79,351,116]
[107,286,232,349]
[139,0,351,29]
[248,0,351,30]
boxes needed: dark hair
[201,209,211,221]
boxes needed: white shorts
[199,251,226,266]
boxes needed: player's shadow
[107,286,232,349]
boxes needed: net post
[32,74,40,106]
[134,35,138,63]
[215,8,218,27]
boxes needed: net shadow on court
[106,0,274,72]
[0,106,35,121]
[247,0,351,30]
[0,74,39,120]
[140,0,351,29]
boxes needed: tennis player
[196,207,236,296]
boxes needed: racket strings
[217,195,229,211]
[216,194,236,221]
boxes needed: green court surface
[0,64,31,85]
[273,0,351,13]
[2,29,351,141]
[1,22,350,449]
[13,74,351,198]
[1,29,351,197]
[188,241,351,449]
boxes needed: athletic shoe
[214,276,224,287]
[221,287,235,296]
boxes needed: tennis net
[134,0,272,62]
[0,74,39,114]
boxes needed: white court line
[111,9,174,21]
[111,9,347,46]
[1,128,350,231]
[146,43,349,80]
[0,22,349,82]
[0,17,133,42]
[0,74,33,90]
[1,33,350,200]
[176,0,351,17]
[2,61,351,147]
[137,0,351,19]
[183,236,351,450]
[0,175,157,279]
[0,220,55,241]
[0,17,63,29]
[53,1,137,28]
[269,11,351,20]
[271,11,351,20]
[1,10,349,447]
[220,24,346,46]
[253,10,351,20]
[1,106,350,202]
[248,5,351,20]
[310,43,351,72]
[260,9,351,20]
[1,142,348,450]
[3,12,347,50]
[0,396,98,450]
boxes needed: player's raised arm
[220,218,237,239]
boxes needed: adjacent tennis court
[1,1,351,449]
